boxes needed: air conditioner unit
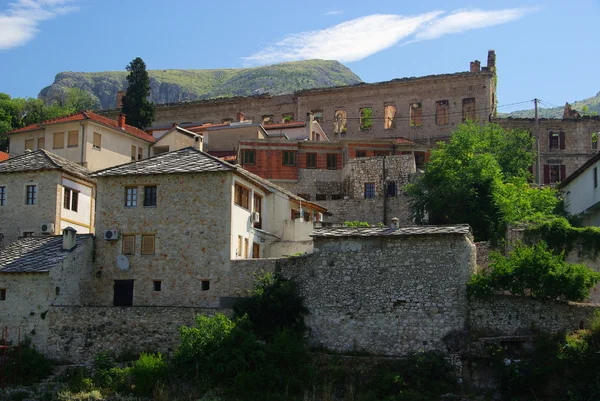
[252,212,260,223]
[104,230,119,240]
[40,223,55,234]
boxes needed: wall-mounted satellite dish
[117,255,129,271]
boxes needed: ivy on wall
[523,217,600,258]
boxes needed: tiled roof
[91,147,235,177]
[8,111,155,143]
[208,151,238,161]
[0,151,8,161]
[0,149,94,182]
[263,122,306,130]
[311,224,471,238]
[0,235,93,273]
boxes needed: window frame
[141,235,156,255]
[144,186,157,207]
[122,234,136,255]
[306,153,317,169]
[0,288,5,301]
[153,280,162,292]
[282,151,296,166]
[63,187,79,212]
[93,132,102,150]
[25,185,36,205]
[125,187,138,207]
[386,181,397,197]
[67,130,79,148]
[37,137,45,150]
[234,183,250,210]
[592,132,598,151]
[24,139,34,151]
[53,132,64,149]
[0,186,5,206]
[242,149,256,165]
[326,153,337,170]
[364,183,375,199]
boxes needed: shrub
[467,242,600,301]
[344,220,370,227]
[130,352,168,396]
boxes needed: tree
[121,57,155,129]
[52,87,100,112]
[405,122,543,241]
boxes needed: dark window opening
[55,287,60,296]
[144,186,157,207]
[316,194,327,201]
[0,186,6,206]
[594,167,598,189]
[415,152,426,169]
[0,289,6,301]
[356,151,366,158]
[331,194,343,200]
[306,153,317,168]
[201,280,210,291]
[113,280,134,306]
[26,185,36,205]
[386,182,397,197]
[327,154,337,170]
[282,151,296,166]
[242,150,256,165]
[153,280,162,292]
[364,183,375,199]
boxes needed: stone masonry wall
[277,234,476,355]
[342,155,415,199]
[469,295,599,335]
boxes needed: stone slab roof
[91,147,235,177]
[0,149,94,182]
[311,224,471,238]
[0,235,93,273]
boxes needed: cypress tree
[121,57,155,129]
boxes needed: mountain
[38,60,363,110]
[501,92,600,118]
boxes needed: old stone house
[88,147,325,308]
[0,228,94,348]
[0,149,95,246]
[6,111,156,170]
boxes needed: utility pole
[535,98,541,184]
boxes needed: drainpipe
[80,122,86,165]
[383,155,387,225]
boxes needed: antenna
[116,255,129,271]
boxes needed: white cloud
[324,10,343,16]
[0,0,78,50]
[244,7,534,65]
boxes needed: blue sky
[0,0,598,112]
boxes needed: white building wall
[60,176,94,234]
[564,160,600,225]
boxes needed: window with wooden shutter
[549,132,560,149]
[306,153,317,168]
[122,235,135,255]
[543,165,550,184]
[37,137,45,150]
[93,133,101,149]
[327,154,337,170]
[234,183,250,209]
[67,130,79,147]
[141,235,155,255]
[138,147,143,160]
[24,139,34,150]
[131,145,136,161]
[559,132,566,150]
[560,165,566,181]
[53,132,64,149]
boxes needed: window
[262,115,274,125]
[462,98,476,122]
[384,105,396,129]
[55,287,60,296]
[125,187,137,207]
[141,235,155,255]
[234,183,250,209]
[592,132,598,150]
[26,185,36,205]
[594,167,598,189]
[306,153,317,168]
[327,154,337,170]
[0,186,5,206]
[37,137,45,150]
[63,188,79,212]
[544,164,566,184]
[253,194,262,229]
[356,150,366,158]
[0,289,5,301]
[53,132,64,149]
[415,152,426,169]
[311,110,323,124]
[375,151,390,157]
[138,147,143,160]
[244,238,249,258]
[242,150,256,165]
[549,131,565,150]
[410,103,422,127]
[334,110,347,133]
[67,130,79,147]
[252,243,260,259]
[237,235,243,257]
[359,107,372,131]
[201,280,210,291]
[144,186,157,207]
[331,194,343,200]
[23,232,34,237]
[436,100,449,126]
[364,183,375,199]
[282,113,294,123]
[93,132,102,150]
[25,139,34,151]
[291,209,301,219]
[153,281,162,292]
[282,151,296,166]
[297,194,310,201]
[386,181,397,197]
[131,145,136,161]
[316,194,326,201]
[122,235,135,255]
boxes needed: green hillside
[38,60,363,110]
[501,92,600,118]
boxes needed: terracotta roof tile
[8,111,155,143]
[208,151,238,161]
[263,122,306,129]
[0,151,8,162]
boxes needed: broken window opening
[384,105,396,129]
[360,108,372,131]
[410,103,423,127]
[282,113,294,123]
[311,111,324,124]
[436,100,449,126]
[262,115,274,125]
[334,110,347,133]
[462,98,476,122]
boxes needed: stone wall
[342,155,415,199]
[319,196,413,226]
[469,295,599,335]
[277,233,476,355]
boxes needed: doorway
[113,280,134,306]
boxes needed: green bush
[344,220,370,227]
[233,273,308,341]
[130,352,168,395]
[467,242,600,301]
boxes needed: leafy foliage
[344,220,371,227]
[467,242,600,301]
[121,57,155,129]
[524,216,600,257]
[130,352,168,395]
[406,122,540,241]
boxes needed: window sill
[92,147,101,151]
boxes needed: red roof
[8,111,155,143]
[208,151,237,161]
[263,122,306,130]
[186,123,231,134]
[0,151,8,162]
[393,137,416,145]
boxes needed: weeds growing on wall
[523,216,600,258]
[344,220,371,227]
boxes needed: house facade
[7,111,156,171]
[0,150,95,246]
[89,147,325,307]
[560,152,600,226]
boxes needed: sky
[0,0,598,113]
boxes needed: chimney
[172,122,178,128]
[391,217,400,230]
[306,112,314,141]
[116,90,126,109]
[470,60,481,72]
[62,227,77,251]
[236,112,244,122]
[487,50,496,71]
[118,113,126,129]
